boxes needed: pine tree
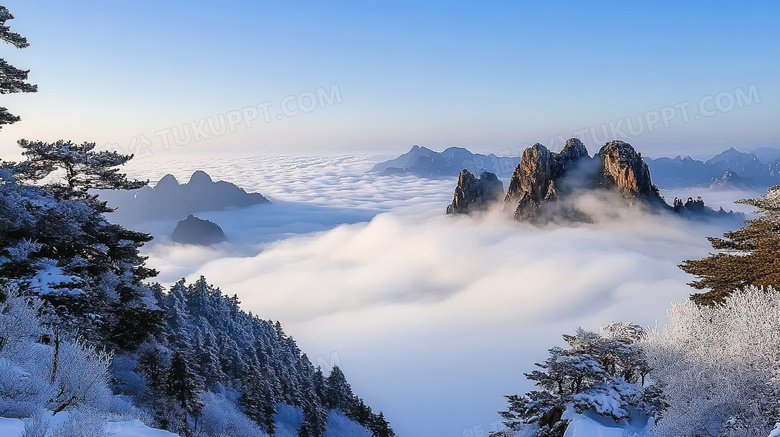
[238,367,278,435]
[145,277,395,436]
[495,328,660,437]
[138,347,172,428]
[313,366,327,404]
[262,386,278,436]
[298,399,328,437]
[12,139,146,211]
[0,146,161,350]
[0,5,37,129]
[297,359,328,437]
[369,412,395,437]
[195,329,225,388]
[324,365,355,411]
[167,349,204,436]
[681,186,780,305]
[349,398,374,429]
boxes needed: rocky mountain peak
[446,169,504,214]
[445,139,737,222]
[596,140,661,203]
[503,139,593,220]
[559,138,589,163]
[505,143,558,204]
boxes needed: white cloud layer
[117,155,750,437]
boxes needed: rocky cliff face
[596,140,661,204]
[446,169,504,214]
[453,138,682,222]
[504,138,590,220]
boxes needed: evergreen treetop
[0,5,37,129]
[681,185,780,305]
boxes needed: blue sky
[1,1,778,159]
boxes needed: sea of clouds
[113,154,756,437]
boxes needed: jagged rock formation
[504,138,591,220]
[171,214,227,245]
[446,169,504,214]
[446,138,739,223]
[596,140,662,205]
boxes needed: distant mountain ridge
[370,145,521,178]
[97,170,269,223]
[375,145,780,189]
[646,147,780,188]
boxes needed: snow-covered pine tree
[167,349,204,436]
[136,346,172,426]
[494,325,662,437]
[143,277,395,436]
[1,141,162,351]
[297,357,328,437]
[369,412,395,437]
[0,5,37,129]
[324,365,355,411]
[298,398,328,437]
[12,139,147,210]
[238,365,278,435]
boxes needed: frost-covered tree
[0,5,37,129]
[494,325,661,437]
[167,349,203,433]
[0,166,161,350]
[198,392,265,437]
[642,286,780,436]
[681,185,780,305]
[324,365,354,411]
[369,411,395,437]
[0,288,114,418]
[238,366,277,434]
[12,139,146,212]
[297,358,327,437]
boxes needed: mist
[109,153,746,436]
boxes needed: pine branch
[0,59,38,94]
[0,6,29,48]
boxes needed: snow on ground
[0,417,25,436]
[563,415,626,437]
[273,404,303,437]
[1,405,370,437]
[103,419,180,436]
[562,408,652,437]
[271,404,370,437]
[0,414,178,437]
[324,410,372,437]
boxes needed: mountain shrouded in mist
[446,139,735,222]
